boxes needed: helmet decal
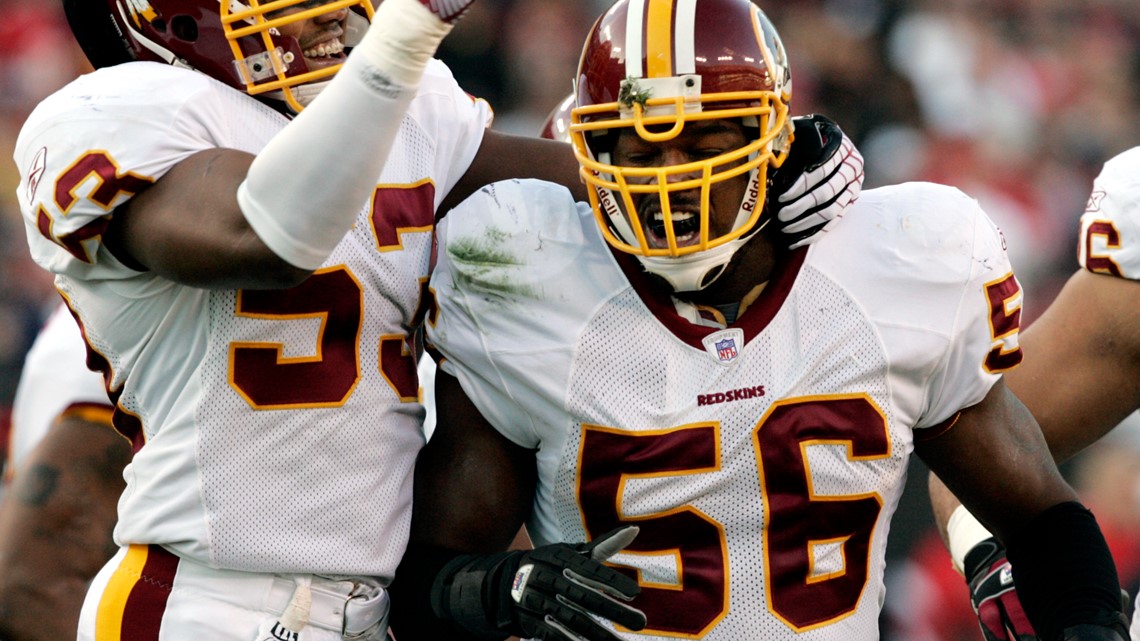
[124,0,156,25]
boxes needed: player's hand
[767,114,864,249]
[418,0,476,22]
[434,526,647,641]
[966,537,1131,641]
[965,537,1037,641]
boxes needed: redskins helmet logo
[123,0,156,25]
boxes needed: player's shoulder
[1096,146,1140,191]
[809,182,1007,320]
[436,179,606,298]
[1084,146,1140,238]
[22,62,229,128]
[18,59,284,167]
[1080,146,1140,279]
[441,178,588,247]
[816,181,992,263]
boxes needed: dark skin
[0,413,131,641]
[103,131,583,289]
[400,120,1079,636]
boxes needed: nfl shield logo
[716,337,738,362]
[702,328,744,364]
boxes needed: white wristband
[354,0,453,86]
[238,0,453,269]
[947,505,994,576]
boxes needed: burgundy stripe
[121,545,179,641]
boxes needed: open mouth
[645,209,701,249]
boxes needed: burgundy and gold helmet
[570,0,793,290]
[539,93,575,143]
[63,0,374,112]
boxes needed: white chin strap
[638,234,752,291]
[605,166,766,292]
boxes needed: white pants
[78,545,390,641]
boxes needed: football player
[14,0,545,638]
[0,304,126,641]
[931,146,1140,641]
[387,0,1127,640]
[14,0,863,639]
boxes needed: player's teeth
[304,41,344,58]
[654,211,694,222]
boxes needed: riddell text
[697,385,766,406]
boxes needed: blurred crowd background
[1,0,1139,638]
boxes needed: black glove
[432,526,647,641]
[767,114,864,249]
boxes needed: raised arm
[102,0,465,290]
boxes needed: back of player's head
[62,0,376,112]
[569,0,793,291]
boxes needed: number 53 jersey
[428,179,1023,639]
[14,60,490,578]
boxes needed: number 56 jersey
[14,60,490,578]
[428,179,1022,640]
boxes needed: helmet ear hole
[170,15,198,42]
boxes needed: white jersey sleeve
[415,59,493,208]
[6,303,113,475]
[1078,146,1140,280]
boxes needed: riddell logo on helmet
[598,187,623,222]
[740,172,762,213]
[697,385,765,406]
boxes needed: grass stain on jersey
[448,230,537,301]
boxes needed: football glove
[768,114,864,249]
[418,0,476,22]
[432,526,647,641]
[966,537,1132,641]
[965,537,1038,641]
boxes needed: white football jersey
[1079,146,1140,280]
[6,303,112,476]
[14,60,491,578]
[429,179,1022,640]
